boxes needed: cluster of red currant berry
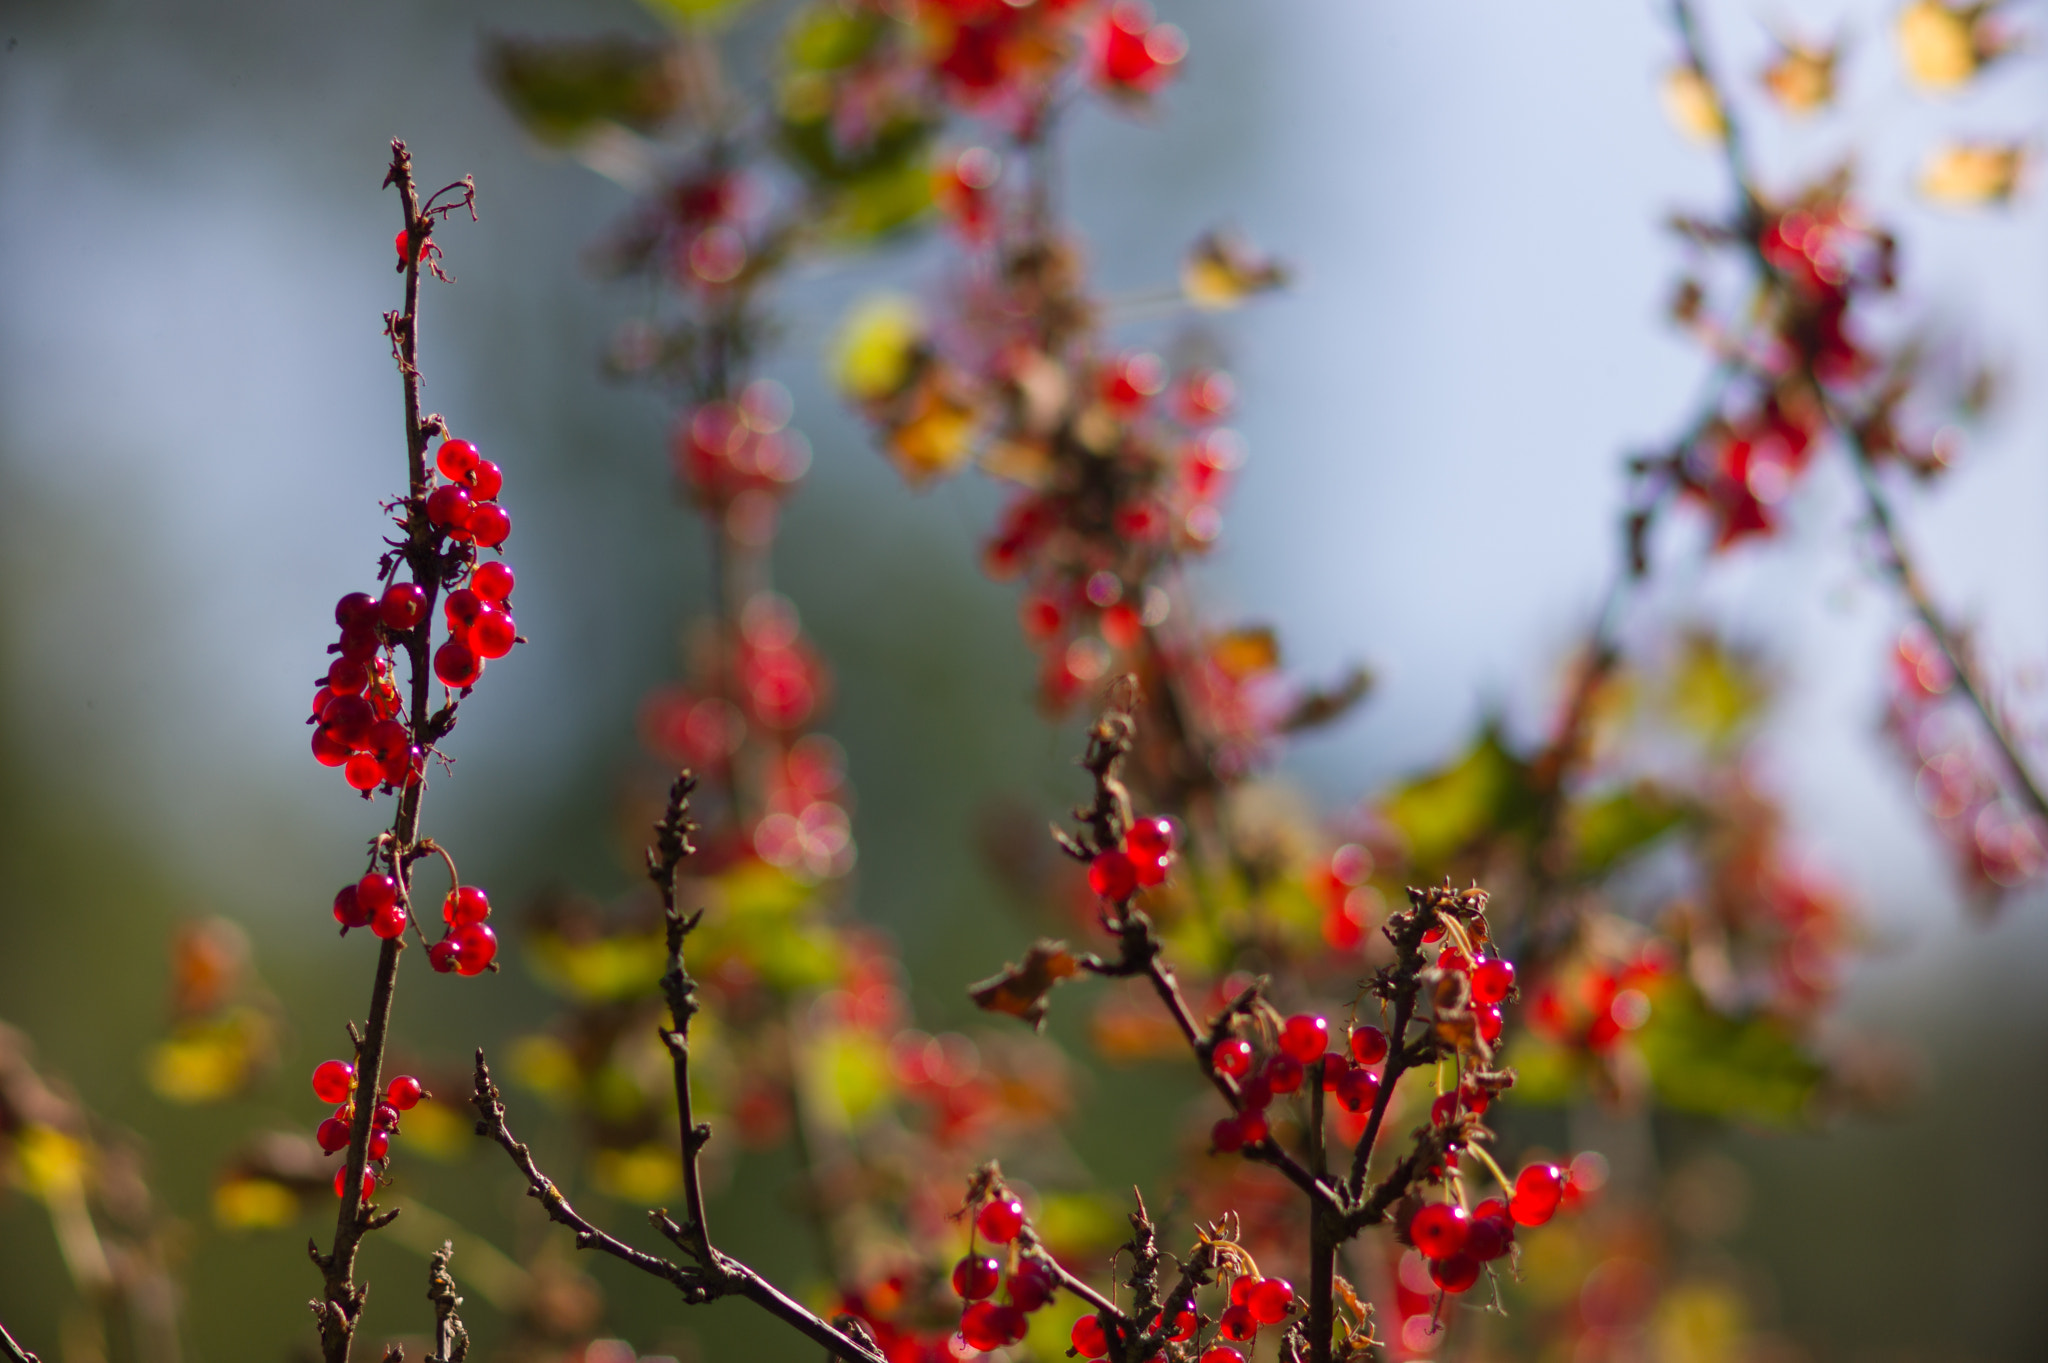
[1208,1013,1384,1152]
[424,438,518,690]
[327,870,498,974]
[949,1195,1044,1352]
[1087,814,1178,901]
[1401,1161,1565,1299]
[309,1060,428,1199]
[309,593,419,794]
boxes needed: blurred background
[2,0,2047,1359]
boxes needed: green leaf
[819,153,936,242]
[486,37,688,145]
[1379,722,1539,875]
[784,3,886,72]
[639,0,756,29]
[1663,632,1766,749]
[1569,783,1689,878]
[1635,979,1824,1124]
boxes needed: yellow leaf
[399,1099,470,1163]
[1761,43,1837,114]
[591,1143,681,1202]
[146,1009,268,1104]
[13,1125,87,1201]
[1653,1281,1749,1363]
[213,1176,300,1230]
[816,1027,894,1124]
[1210,626,1280,680]
[509,1034,580,1102]
[1661,67,1726,142]
[1920,141,2026,205]
[1181,231,1288,310]
[832,295,923,401]
[888,376,978,484]
[1898,0,1979,89]
[528,928,667,1003]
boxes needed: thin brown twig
[0,1318,40,1363]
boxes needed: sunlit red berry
[1131,849,1170,888]
[370,900,407,939]
[1334,1065,1379,1113]
[368,1130,390,1161]
[436,439,480,482]
[1217,1305,1257,1342]
[471,604,516,659]
[1007,1260,1056,1311]
[332,885,372,930]
[328,658,370,696]
[1465,1210,1513,1261]
[316,1117,351,1153]
[356,874,398,916]
[338,621,381,661]
[977,1196,1025,1243]
[443,886,491,926]
[1128,816,1175,862]
[366,719,409,760]
[1199,1350,1243,1363]
[1410,1203,1470,1260]
[1437,947,1471,973]
[1213,1037,1253,1077]
[312,1060,355,1104]
[1511,1164,1565,1227]
[378,582,428,631]
[452,922,498,975]
[444,588,483,630]
[1247,1278,1293,1325]
[1071,1315,1109,1359]
[426,485,473,533]
[427,939,461,973]
[960,1302,1026,1352]
[1279,1014,1328,1063]
[468,503,511,548]
[322,694,375,748]
[1349,1025,1388,1065]
[471,560,515,601]
[1088,848,1138,901]
[1156,1309,1197,1342]
[467,460,504,501]
[1264,1054,1303,1095]
[1471,957,1515,1004]
[434,639,482,689]
[387,1075,424,1110]
[336,593,379,628]
[1477,1004,1502,1044]
[371,1102,400,1131]
[335,1167,375,1200]
[952,1255,1000,1300]
[1213,1109,1268,1152]
[345,753,385,791]
[1429,1252,1480,1294]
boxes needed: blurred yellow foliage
[146,1009,268,1104]
[213,1176,299,1229]
[833,295,923,401]
[510,1034,580,1102]
[1182,231,1287,310]
[1761,43,1837,114]
[592,1142,681,1201]
[1898,0,1980,89]
[401,1098,471,1162]
[529,928,667,1003]
[888,378,979,484]
[1653,1281,1749,1363]
[1920,141,2026,205]
[1661,67,1726,142]
[13,1124,87,1201]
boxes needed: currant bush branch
[0,1317,40,1363]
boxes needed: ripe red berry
[370,900,407,939]
[1430,1093,1459,1127]
[378,582,428,631]
[436,439,481,482]
[1471,957,1516,1005]
[471,560,515,601]
[1477,1004,1503,1044]
[368,1130,390,1161]
[321,694,376,748]
[345,753,385,791]
[1410,1203,1470,1260]
[387,1075,424,1110]
[467,459,504,501]
[312,727,353,767]
[336,593,380,628]
[453,922,498,975]
[395,229,427,263]
[1228,1276,1257,1308]
[468,502,512,548]
[312,1060,355,1104]
[337,621,381,662]
[1334,1065,1379,1113]
[1429,1252,1479,1294]
[1511,1164,1565,1227]
[383,745,423,789]
[1088,848,1138,901]
[977,1196,1025,1243]
[1130,849,1170,887]
[1279,1014,1328,1063]
[315,1117,351,1153]
[1071,1315,1109,1359]
[1438,946,1471,973]
[426,484,473,530]
[1465,1211,1513,1261]
[356,874,398,915]
[327,658,370,696]
[372,1102,401,1131]
[334,1167,375,1200]
[1213,1036,1253,1077]
[1006,1259,1056,1311]
[1319,1053,1347,1089]
[1247,1277,1293,1325]
[1237,1110,1269,1145]
[1212,1114,1247,1152]
[1217,1305,1257,1342]
[427,939,461,973]
[471,604,517,659]
[952,1255,1000,1300]
[332,884,372,930]
[1349,1025,1388,1066]
[434,639,482,689]
[444,588,483,629]
[366,719,409,760]
[443,886,491,926]
[1200,1350,1244,1363]
[1264,1054,1303,1095]
[1127,816,1176,861]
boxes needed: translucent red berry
[335,593,379,628]
[312,727,352,767]
[1471,957,1516,1005]
[1477,1003,1503,1044]
[338,622,381,662]
[1334,1065,1379,1113]
[328,658,370,696]
[467,459,503,501]
[366,719,409,760]
[453,922,498,976]
[468,502,511,548]
[356,874,398,915]
[1511,1164,1565,1227]
[1465,1211,1512,1261]
[316,1117,351,1153]
[471,604,517,659]
[444,588,483,630]
[332,884,372,930]
[427,939,461,973]
[1229,1277,1256,1309]
[952,1255,1000,1300]
[1247,1277,1293,1325]
[471,560,515,601]
[1238,1073,1273,1110]
[443,886,491,926]
[1131,850,1170,887]
[977,1196,1025,1243]
[334,1167,375,1200]
[434,639,482,689]
[1200,1350,1244,1363]
[1213,1037,1253,1077]
[426,484,473,530]
[436,439,480,482]
[311,1060,355,1104]
[1218,1305,1257,1342]
[1279,1014,1328,1063]
[1429,1252,1479,1294]
[1127,816,1175,861]
[1410,1202,1470,1260]
[1438,946,1471,973]
[370,900,407,939]
[368,1130,390,1161]
[322,694,375,748]
[1264,1054,1303,1095]
[1088,849,1138,901]
[1349,1025,1388,1066]
[387,1075,424,1110]
[1071,1315,1109,1359]
[372,1102,400,1131]
[345,753,384,791]
[1007,1259,1055,1311]
[379,583,427,631]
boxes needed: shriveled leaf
[486,37,689,145]
[970,939,1083,1030]
[1569,783,1689,878]
[1379,723,1539,875]
[1210,626,1280,680]
[1182,230,1288,309]
[1279,665,1374,734]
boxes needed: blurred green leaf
[639,0,756,28]
[1636,979,1823,1124]
[820,153,936,241]
[485,37,688,145]
[1380,722,1539,874]
[1569,783,1689,878]
[1664,632,1766,749]
[784,3,886,71]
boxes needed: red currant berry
[977,1196,1025,1243]
[1127,815,1176,861]
[1070,1315,1109,1359]
[383,745,423,788]
[1213,1037,1254,1077]
[1088,849,1138,901]
[468,502,511,548]
[426,484,473,531]
[321,694,376,748]
[1200,1350,1243,1363]
[452,922,498,975]
[1279,1014,1329,1063]
[395,229,426,263]
[366,719,409,760]
[471,604,517,659]
[467,459,503,501]
[1477,1004,1503,1044]
[337,622,381,662]
[1465,1212,1512,1261]
[378,583,428,631]
[444,588,483,630]
[1006,1259,1055,1311]
[952,1255,1001,1300]
[332,884,372,930]
[1429,1093,1459,1126]
[1264,1054,1303,1095]
[356,874,398,915]
[334,1167,375,1200]
[1438,946,1471,973]
[345,752,384,791]
[434,639,482,689]
[1131,850,1170,887]
[1229,1277,1256,1308]
[372,1102,400,1131]
[310,684,335,719]
[387,1075,424,1110]
[471,560,515,601]
[312,726,352,767]
[327,658,370,696]
[370,901,407,939]
[436,439,480,481]
[1217,1305,1257,1342]
[1212,1114,1248,1151]
[368,1130,390,1161]
[1510,1164,1565,1227]
[311,1060,355,1104]
[335,593,379,628]
[1410,1203,1470,1260]
[958,1302,1006,1352]
[1247,1277,1293,1325]
[315,1117,351,1153]
[443,886,491,926]
[1422,920,1446,944]
[1349,1025,1388,1066]
[1471,957,1515,1005]
[1319,1052,1346,1090]
[1334,1065,1379,1113]
[1163,1310,1196,1342]
[427,939,461,973]
[1429,1252,1479,1294]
